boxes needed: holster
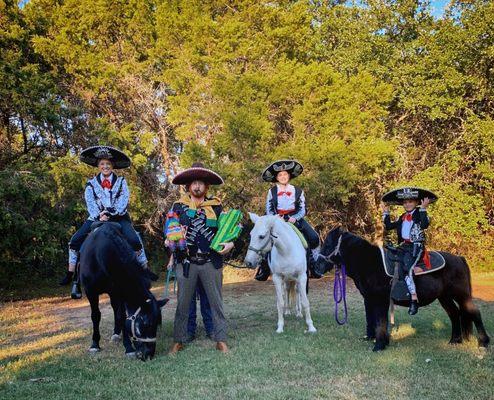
[412,242,423,258]
[182,259,190,278]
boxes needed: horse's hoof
[88,346,101,353]
[276,328,284,334]
[478,337,490,348]
[362,335,376,341]
[449,338,462,345]
[295,312,303,318]
[125,351,136,358]
[305,327,317,334]
[110,334,122,343]
[372,344,385,352]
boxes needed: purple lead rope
[333,264,348,325]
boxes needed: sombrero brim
[172,167,224,185]
[80,146,131,169]
[382,187,438,205]
[261,160,303,182]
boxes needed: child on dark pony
[59,146,157,298]
[382,187,436,315]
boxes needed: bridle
[126,307,157,343]
[318,233,343,265]
[248,231,278,256]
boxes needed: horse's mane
[342,231,380,255]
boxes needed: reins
[321,234,348,325]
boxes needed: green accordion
[210,209,243,252]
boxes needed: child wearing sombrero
[255,159,322,281]
[59,146,156,297]
[382,187,436,315]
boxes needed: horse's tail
[459,256,473,340]
[288,281,295,305]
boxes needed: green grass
[0,279,493,400]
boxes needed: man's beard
[191,188,206,198]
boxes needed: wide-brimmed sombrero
[382,187,438,205]
[80,145,131,169]
[172,162,224,185]
[261,160,303,182]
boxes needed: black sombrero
[80,146,131,169]
[172,162,224,185]
[382,187,438,205]
[261,160,303,182]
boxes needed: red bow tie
[402,213,413,222]
[101,178,112,189]
[277,191,292,197]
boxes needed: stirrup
[71,281,82,299]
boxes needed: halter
[318,234,343,264]
[247,232,278,256]
[126,307,157,343]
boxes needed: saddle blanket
[379,246,445,277]
[287,222,308,249]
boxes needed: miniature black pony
[315,227,490,351]
[80,222,167,360]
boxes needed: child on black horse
[59,146,156,297]
[382,187,436,315]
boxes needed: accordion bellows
[210,209,243,252]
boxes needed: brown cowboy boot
[216,342,229,353]
[168,342,184,355]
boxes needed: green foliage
[1,0,494,297]
[0,165,68,296]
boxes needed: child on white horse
[255,160,321,281]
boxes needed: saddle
[90,221,122,232]
[380,245,445,278]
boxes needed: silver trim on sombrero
[397,188,419,200]
[80,145,131,169]
[261,160,303,182]
[382,187,438,205]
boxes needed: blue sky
[18,0,451,19]
[430,0,450,19]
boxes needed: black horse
[315,227,490,351]
[80,222,167,360]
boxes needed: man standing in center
[168,162,235,354]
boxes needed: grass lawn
[0,274,493,400]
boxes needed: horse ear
[248,212,259,223]
[157,298,169,309]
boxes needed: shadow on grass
[0,278,493,400]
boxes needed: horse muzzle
[315,256,334,275]
[244,250,261,269]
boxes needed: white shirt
[401,209,415,240]
[265,183,306,220]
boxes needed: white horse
[244,213,316,334]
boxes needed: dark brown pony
[315,227,490,351]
